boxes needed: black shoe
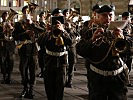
[127,84,133,87]
[36,72,43,78]
[1,80,6,84]
[28,93,34,99]
[28,89,34,99]
[65,82,73,88]
[1,77,6,84]
[19,89,29,98]
[74,67,76,71]
[5,79,11,84]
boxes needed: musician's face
[64,12,69,18]
[92,11,98,19]
[98,11,114,25]
[122,16,131,23]
[2,14,8,21]
[23,8,28,14]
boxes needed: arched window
[1,0,7,6]
[13,0,21,7]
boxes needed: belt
[16,40,33,45]
[46,48,68,57]
[90,64,128,76]
[18,40,32,44]
[15,40,33,49]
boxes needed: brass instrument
[16,20,45,49]
[45,13,51,23]
[27,2,39,21]
[113,38,128,55]
[6,8,18,22]
[67,8,80,21]
[64,8,82,33]
[3,8,18,41]
[90,22,129,56]
[27,2,39,14]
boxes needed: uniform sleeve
[62,31,72,46]
[76,39,92,58]
[12,22,28,41]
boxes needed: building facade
[0,0,131,21]
[57,0,130,16]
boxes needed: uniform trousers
[88,68,128,100]
[44,58,66,100]
[19,55,37,87]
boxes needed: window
[1,0,7,6]
[13,0,17,6]
[13,0,20,7]
[24,0,28,6]
[34,0,38,4]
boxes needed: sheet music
[108,20,128,30]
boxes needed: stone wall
[57,0,130,16]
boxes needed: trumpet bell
[6,8,18,22]
[3,8,18,41]
[27,2,39,14]
[70,8,80,14]
[10,8,18,15]
[114,38,128,53]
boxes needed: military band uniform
[37,13,46,78]
[122,11,133,73]
[76,5,129,100]
[0,12,15,84]
[41,30,72,100]
[0,32,15,84]
[65,25,80,87]
[122,24,133,72]
[13,19,44,98]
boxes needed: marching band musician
[12,6,44,99]
[63,9,81,88]
[41,8,72,100]
[121,11,133,87]
[63,9,70,21]
[79,4,101,87]
[39,11,46,29]
[122,12,132,36]
[0,11,15,84]
[36,11,46,78]
[76,5,130,100]
[80,4,101,40]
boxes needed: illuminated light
[129,0,133,5]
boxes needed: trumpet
[45,11,51,25]
[27,2,39,14]
[91,23,129,56]
[113,37,128,54]
[67,8,80,21]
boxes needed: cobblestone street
[0,54,133,100]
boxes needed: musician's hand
[46,23,52,32]
[3,22,13,33]
[113,28,124,39]
[91,28,104,42]
[56,20,65,32]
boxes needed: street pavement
[0,54,133,100]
